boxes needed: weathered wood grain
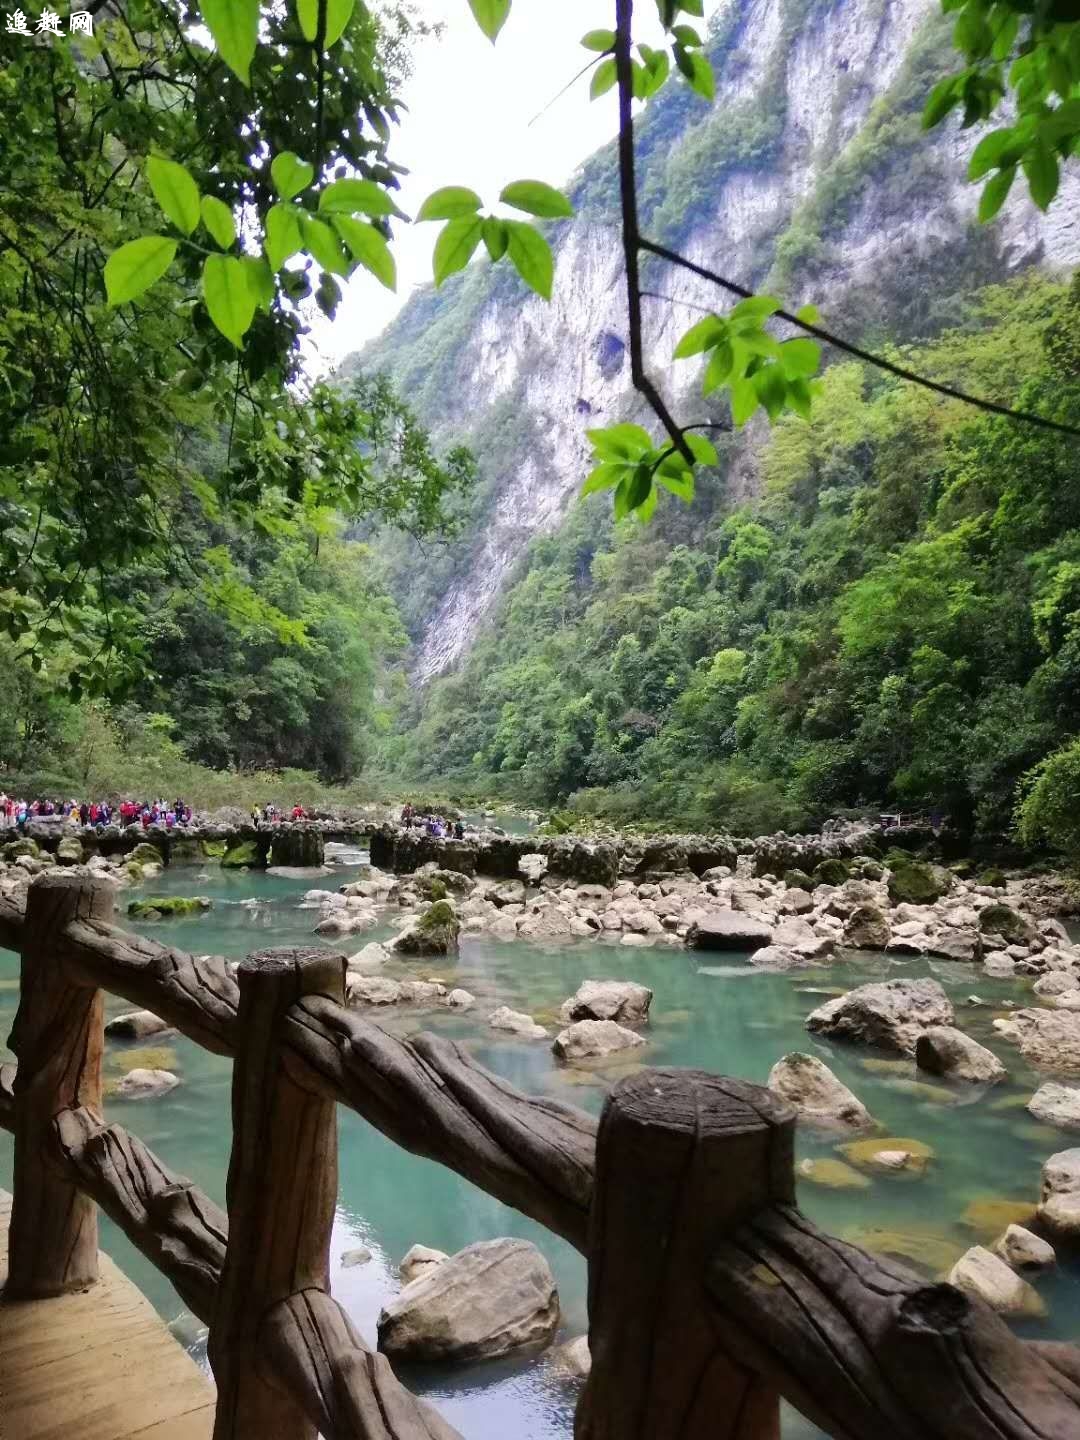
[259,1289,464,1440]
[7,873,113,1297]
[210,948,345,1440]
[577,1070,787,1440]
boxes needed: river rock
[105,1009,171,1040]
[519,853,549,884]
[489,1006,548,1039]
[346,975,403,1007]
[748,945,811,970]
[887,862,951,906]
[559,979,652,1026]
[446,988,476,1009]
[914,1026,1007,1084]
[399,980,448,1004]
[55,835,84,865]
[840,1136,934,1176]
[993,1224,1056,1272]
[687,912,774,951]
[517,906,574,942]
[948,1246,1046,1317]
[490,878,528,907]
[341,1247,373,1268]
[796,1157,870,1189]
[806,978,954,1054]
[1038,1149,1080,1238]
[767,1052,876,1131]
[843,904,890,950]
[982,951,1016,977]
[399,1244,449,1285]
[552,1019,646,1062]
[993,1008,1080,1074]
[378,1237,559,1364]
[115,1067,179,1099]
[550,1334,591,1379]
[347,942,390,970]
[979,904,1039,948]
[392,899,460,956]
[1028,1082,1080,1131]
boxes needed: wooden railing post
[7,871,114,1298]
[576,1069,795,1440]
[209,946,345,1440]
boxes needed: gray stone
[341,1247,373,1268]
[446,988,476,1009]
[993,1008,1080,1074]
[948,1246,1045,1317]
[843,904,890,950]
[559,979,652,1026]
[550,1334,591,1379]
[767,1052,876,1132]
[114,1068,179,1099]
[993,1224,1056,1272]
[378,1238,559,1363]
[552,1019,646,1062]
[687,912,774,951]
[489,1006,548,1039]
[399,1244,449,1285]
[806,978,954,1055]
[1039,1148,1080,1238]
[105,1009,171,1040]
[914,1026,1007,1084]
[346,975,403,1007]
[1028,1082,1080,1132]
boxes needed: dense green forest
[380,273,1080,844]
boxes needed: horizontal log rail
[0,871,1078,1439]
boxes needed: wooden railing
[1,871,1079,1439]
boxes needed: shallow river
[1,854,1077,1438]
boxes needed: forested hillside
[380,274,1080,841]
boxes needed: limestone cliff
[343,0,1080,682]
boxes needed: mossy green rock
[56,835,84,865]
[128,841,165,867]
[813,858,850,887]
[169,837,207,863]
[887,861,951,905]
[783,868,813,890]
[3,838,38,860]
[127,896,212,919]
[977,868,1006,889]
[394,899,461,956]
[978,903,1036,946]
[221,839,262,869]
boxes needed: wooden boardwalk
[0,1191,216,1440]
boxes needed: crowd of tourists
[249,803,312,827]
[0,794,194,833]
[400,802,466,840]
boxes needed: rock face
[767,1053,875,1131]
[1038,1149,1080,1238]
[104,1009,171,1040]
[994,1009,1080,1075]
[687,912,773,952]
[914,1027,1007,1084]
[552,1019,646,1062]
[806,979,954,1054]
[377,1238,559,1364]
[1028,1082,1080,1131]
[391,899,461,956]
[948,1246,1046,1317]
[559,979,652,1027]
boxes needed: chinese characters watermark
[5,9,93,35]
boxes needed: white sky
[309,0,716,370]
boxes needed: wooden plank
[0,1188,215,1440]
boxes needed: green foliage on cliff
[383,274,1080,842]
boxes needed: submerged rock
[914,1026,1007,1084]
[559,979,652,1027]
[127,895,212,919]
[341,1247,373,1268]
[948,1246,1046,1317]
[805,978,954,1055]
[796,1157,870,1190]
[114,1067,179,1099]
[767,1052,876,1132]
[840,1136,934,1177]
[377,1237,559,1364]
[552,1019,646,1062]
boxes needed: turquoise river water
[1,853,1077,1438]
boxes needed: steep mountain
[344,0,1080,682]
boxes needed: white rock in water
[914,1026,1007,1084]
[446,988,476,1009]
[767,1052,876,1132]
[559,979,652,1026]
[346,974,403,1007]
[347,942,390,970]
[341,1247,373,1269]
[1039,1148,1080,1238]
[489,1006,548,1039]
[552,1019,646,1062]
[806,978,953,1055]
[378,1237,559,1363]
[993,1224,1056,1272]
[115,1068,179,1099]
[550,1334,591,1379]
[399,1244,449,1286]
[948,1246,1046,1316]
[1028,1082,1080,1131]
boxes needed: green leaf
[499,179,574,219]
[147,156,200,236]
[331,216,396,290]
[978,163,1016,221]
[241,256,276,309]
[201,195,236,250]
[467,0,511,42]
[626,464,654,511]
[483,217,509,261]
[433,216,483,286]
[104,236,177,305]
[202,253,256,346]
[591,57,617,99]
[730,295,781,323]
[923,76,959,129]
[635,482,659,522]
[1022,141,1059,210]
[795,302,820,325]
[702,341,734,393]
[587,423,652,459]
[684,433,718,466]
[319,177,400,217]
[754,364,789,419]
[673,314,726,358]
[968,127,1018,179]
[779,337,821,378]
[787,377,813,419]
[271,152,314,202]
[581,28,614,52]
[582,461,626,496]
[417,186,484,221]
[200,0,259,85]
[686,50,714,100]
[505,220,554,299]
[265,203,303,271]
[672,23,702,47]
[730,377,758,426]
[657,460,695,500]
[297,0,356,45]
[301,214,350,274]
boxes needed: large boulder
[391,900,460,956]
[887,861,951,906]
[559,980,652,1027]
[914,1026,1007,1084]
[843,904,890,950]
[805,978,954,1055]
[1038,1149,1080,1239]
[767,1053,876,1132]
[377,1238,559,1364]
[564,841,619,888]
[269,825,325,868]
[979,904,1038,948]
[687,912,774,952]
[1028,1082,1080,1131]
[993,1009,1080,1075]
[947,1246,1045,1317]
[552,1019,646,1062]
